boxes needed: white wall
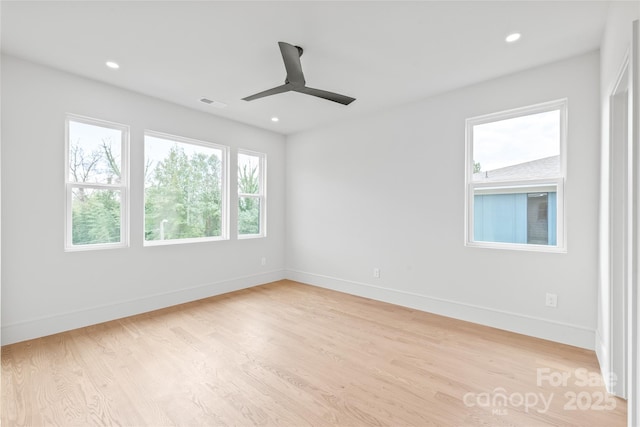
[1,55,286,345]
[286,51,600,349]
[0,49,607,351]
[597,1,639,396]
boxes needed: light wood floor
[2,280,627,426]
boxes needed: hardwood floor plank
[2,280,627,426]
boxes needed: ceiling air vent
[199,98,227,108]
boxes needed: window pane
[474,191,556,245]
[467,101,565,250]
[239,197,261,235]
[144,135,223,242]
[238,153,260,194]
[527,193,549,245]
[71,188,121,245]
[472,110,560,182]
[68,120,122,184]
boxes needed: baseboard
[1,269,286,346]
[595,329,613,394]
[286,269,595,350]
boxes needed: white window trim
[464,99,568,253]
[143,130,229,246]
[238,149,267,239]
[65,114,129,252]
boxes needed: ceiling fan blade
[242,84,292,101]
[278,41,305,85]
[243,42,355,106]
[294,86,356,105]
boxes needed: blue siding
[474,192,557,245]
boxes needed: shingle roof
[473,155,560,182]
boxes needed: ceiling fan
[242,41,356,106]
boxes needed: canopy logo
[463,388,553,415]
[462,368,618,416]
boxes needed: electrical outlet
[545,293,558,308]
[261,257,267,266]
[373,268,380,278]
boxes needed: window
[65,115,129,250]
[144,131,227,245]
[238,150,266,238]
[465,99,566,251]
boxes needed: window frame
[237,149,267,239]
[464,99,568,252]
[64,114,130,251]
[143,130,229,246]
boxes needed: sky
[473,109,560,172]
[69,121,224,186]
[72,110,556,186]
[68,120,122,183]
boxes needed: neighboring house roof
[473,155,560,182]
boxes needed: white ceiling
[1,1,609,135]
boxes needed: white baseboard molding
[595,329,614,394]
[1,269,286,346]
[286,269,595,350]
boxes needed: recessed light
[106,61,120,69]
[271,117,279,122]
[505,33,521,43]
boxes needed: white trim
[64,114,130,251]
[607,50,631,399]
[466,98,569,127]
[222,145,230,240]
[145,129,226,153]
[465,99,567,253]
[628,19,640,427]
[0,269,286,346]
[143,235,227,246]
[465,239,567,253]
[596,329,613,393]
[286,269,595,350]
[473,179,559,195]
[143,130,229,245]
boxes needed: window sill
[238,234,266,240]
[465,240,566,253]
[65,243,128,252]
[144,236,228,247]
